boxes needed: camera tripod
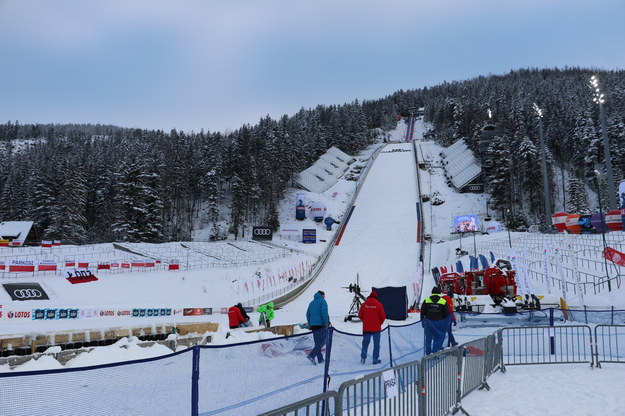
[343,275,367,322]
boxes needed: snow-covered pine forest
[1,67,624,244]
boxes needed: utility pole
[590,75,617,210]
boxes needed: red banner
[97,263,111,270]
[41,241,52,248]
[53,240,61,246]
[78,261,89,268]
[168,263,180,270]
[602,247,625,267]
[64,269,98,284]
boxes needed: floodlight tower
[590,75,617,210]
[533,103,553,232]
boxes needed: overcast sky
[1,0,624,134]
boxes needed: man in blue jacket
[306,290,330,365]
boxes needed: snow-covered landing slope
[275,142,422,327]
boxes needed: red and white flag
[53,240,61,246]
[41,240,53,248]
[602,247,625,267]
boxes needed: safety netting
[197,332,327,415]
[0,349,193,416]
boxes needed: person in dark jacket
[228,303,251,329]
[306,290,330,365]
[441,291,457,347]
[421,286,451,355]
[236,302,250,322]
[358,291,386,364]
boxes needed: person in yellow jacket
[420,286,450,354]
[256,302,275,328]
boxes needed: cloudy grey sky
[1,0,624,133]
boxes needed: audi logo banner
[252,226,273,241]
[3,283,50,301]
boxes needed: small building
[0,221,35,243]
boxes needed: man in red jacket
[228,303,251,329]
[358,291,386,364]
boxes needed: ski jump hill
[280,141,424,324]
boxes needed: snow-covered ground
[1,119,624,415]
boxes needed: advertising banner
[0,239,9,247]
[38,259,57,271]
[168,260,180,270]
[302,229,316,243]
[310,201,327,221]
[183,308,213,316]
[131,259,146,267]
[33,308,79,320]
[453,214,479,233]
[41,240,52,248]
[97,263,111,270]
[296,193,306,220]
[2,283,50,301]
[252,226,273,241]
[0,260,5,270]
[65,259,76,267]
[53,240,61,246]
[602,247,625,267]
[8,259,35,272]
[483,220,503,234]
[63,268,98,284]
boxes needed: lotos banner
[602,247,625,267]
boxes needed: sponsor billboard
[453,214,479,233]
[63,268,98,284]
[302,229,316,243]
[2,283,50,301]
[38,259,57,271]
[296,193,306,220]
[252,226,273,241]
[8,259,35,272]
[183,307,213,316]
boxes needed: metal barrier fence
[594,324,625,367]
[262,323,625,416]
[257,391,341,416]
[338,358,420,416]
[4,323,625,415]
[498,325,593,367]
